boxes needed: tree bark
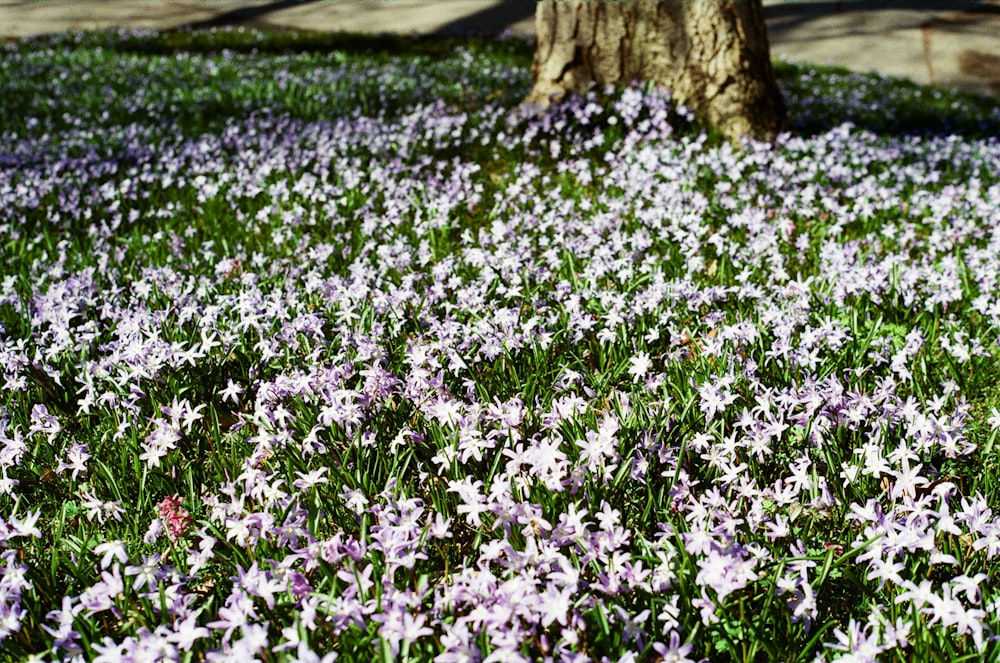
[527,0,786,143]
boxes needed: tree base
[527,0,786,143]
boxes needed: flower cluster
[1,26,1000,663]
[156,495,193,543]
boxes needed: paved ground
[1,0,998,96]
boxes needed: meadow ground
[2,27,1000,662]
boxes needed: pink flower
[156,495,193,542]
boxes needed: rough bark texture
[527,0,786,143]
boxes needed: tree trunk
[527,0,786,143]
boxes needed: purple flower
[375,609,434,658]
[652,631,695,663]
[28,403,61,439]
[124,553,164,592]
[206,589,259,642]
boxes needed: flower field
[2,28,1000,662]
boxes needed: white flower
[627,351,652,382]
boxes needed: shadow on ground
[177,0,326,31]
[432,0,535,36]
[174,0,534,36]
[13,13,996,141]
